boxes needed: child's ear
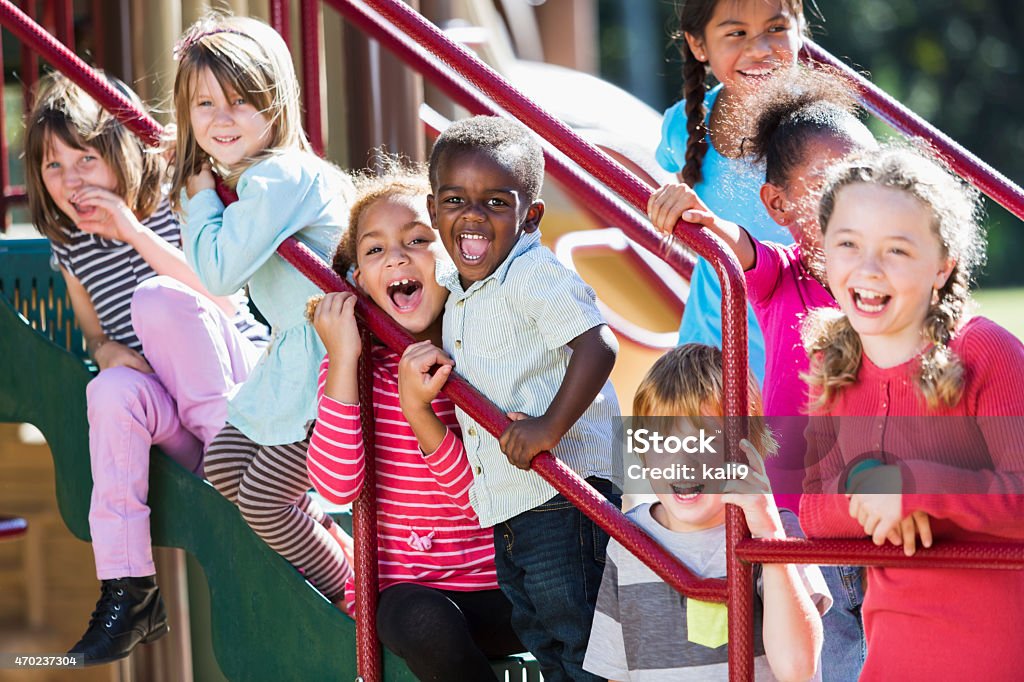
[426,194,438,229]
[683,32,707,62]
[352,267,363,290]
[934,257,956,291]
[521,200,545,234]
[760,183,793,228]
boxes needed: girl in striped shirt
[306,162,522,680]
[25,72,267,666]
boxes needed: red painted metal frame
[323,0,694,279]
[269,0,291,49]
[355,327,382,681]
[0,0,162,145]
[736,538,1024,570]
[801,41,1024,223]
[300,0,324,156]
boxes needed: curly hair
[24,71,166,244]
[803,145,986,410]
[742,65,872,187]
[428,116,544,204]
[331,154,432,279]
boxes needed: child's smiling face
[686,0,802,97]
[824,182,955,366]
[428,149,544,289]
[353,194,449,340]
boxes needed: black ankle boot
[68,576,169,666]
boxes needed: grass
[973,287,1023,340]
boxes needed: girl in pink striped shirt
[306,161,521,680]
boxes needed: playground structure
[2,1,1024,680]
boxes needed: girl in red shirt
[800,145,1024,681]
[306,160,521,680]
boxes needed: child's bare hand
[95,341,153,374]
[722,439,785,539]
[186,162,215,198]
[398,340,454,411]
[885,510,933,557]
[848,493,905,547]
[499,412,560,470]
[311,292,360,361]
[647,182,715,235]
[70,186,140,242]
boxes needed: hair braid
[680,43,709,187]
[917,265,969,407]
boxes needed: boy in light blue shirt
[404,116,621,682]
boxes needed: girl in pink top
[647,68,876,507]
[799,146,1024,681]
[647,68,878,681]
[306,162,521,680]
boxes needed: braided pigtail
[917,265,969,408]
[801,308,863,411]
[680,42,709,187]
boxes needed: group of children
[21,2,1024,681]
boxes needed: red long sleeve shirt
[801,317,1024,680]
[307,346,498,611]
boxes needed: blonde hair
[169,14,309,209]
[632,343,777,457]
[331,155,432,278]
[804,145,986,410]
[24,71,166,244]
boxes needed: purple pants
[87,276,263,580]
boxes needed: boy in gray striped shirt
[584,345,830,681]
[410,116,621,681]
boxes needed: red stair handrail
[801,42,1024,223]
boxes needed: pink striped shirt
[307,346,498,610]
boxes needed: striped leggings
[204,424,353,601]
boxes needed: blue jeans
[820,565,866,682]
[493,477,620,682]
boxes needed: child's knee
[86,366,149,417]
[131,275,201,332]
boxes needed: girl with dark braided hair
[656,0,807,383]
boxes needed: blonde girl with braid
[655,0,807,382]
[800,146,1024,681]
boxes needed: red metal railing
[4,2,1024,681]
[801,42,1024,223]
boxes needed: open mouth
[387,278,423,311]
[70,201,94,218]
[670,483,704,500]
[213,135,240,144]
[851,287,891,314]
[738,65,777,79]
[457,233,490,263]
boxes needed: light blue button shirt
[439,231,622,527]
[180,149,352,445]
[657,85,792,382]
